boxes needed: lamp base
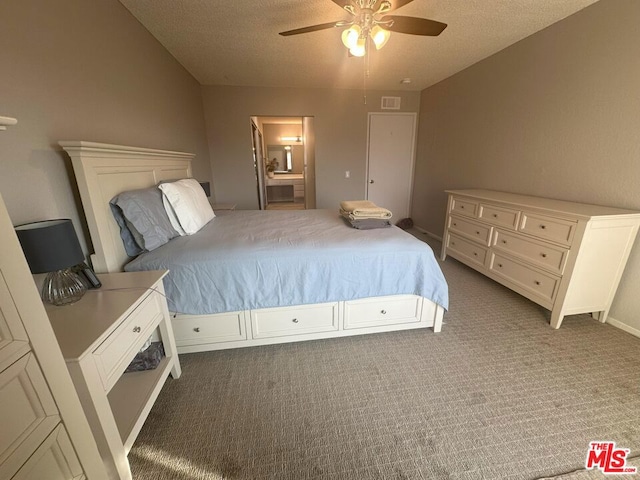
[41,268,87,306]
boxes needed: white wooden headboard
[60,141,194,273]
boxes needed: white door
[366,113,417,220]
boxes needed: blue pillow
[110,187,178,252]
[109,202,145,257]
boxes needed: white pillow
[159,179,215,235]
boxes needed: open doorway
[250,116,316,210]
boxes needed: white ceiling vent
[381,96,401,110]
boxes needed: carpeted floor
[129,233,640,479]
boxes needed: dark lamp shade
[15,219,85,274]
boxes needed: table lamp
[15,219,87,306]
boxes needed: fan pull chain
[363,37,370,104]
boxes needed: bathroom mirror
[266,145,292,172]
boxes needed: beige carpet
[129,233,640,479]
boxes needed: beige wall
[202,86,420,209]
[412,0,640,330]
[0,0,211,254]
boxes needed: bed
[61,141,448,353]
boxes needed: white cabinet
[442,189,640,328]
[45,271,182,480]
[0,193,107,480]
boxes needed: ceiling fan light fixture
[370,25,391,50]
[341,24,361,49]
[350,37,366,57]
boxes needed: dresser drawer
[173,311,246,346]
[344,295,422,329]
[489,253,560,303]
[448,215,492,245]
[93,291,165,392]
[250,303,339,339]
[519,212,576,245]
[450,197,478,218]
[11,424,84,480]
[478,204,520,230]
[446,233,488,267]
[493,229,569,275]
[0,353,59,474]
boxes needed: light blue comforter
[125,210,449,315]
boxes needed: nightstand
[45,270,181,480]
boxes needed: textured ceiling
[119,0,600,91]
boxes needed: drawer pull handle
[460,206,465,209]
[498,263,503,268]
[292,318,299,323]
[193,327,201,333]
[381,310,387,315]
[133,326,141,333]
[473,252,478,256]
[535,281,541,286]
[476,231,480,235]
[540,225,546,229]
[493,214,498,218]
[541,253,547,258]
[453,223,457,226]
[502,240,507,244]
[451,241,456,246]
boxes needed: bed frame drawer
[250,303,339,339]
[344,295,422,329]
[172,311,247,347]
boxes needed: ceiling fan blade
[384,0,416,12]
[279,21,342,36]
[381,15,447,36]
[330,1,357,14]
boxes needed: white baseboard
[413,226,442,241]
[605,316,640,339]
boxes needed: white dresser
[441,189,640,328]
[0,194,107,480]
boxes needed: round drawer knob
[540,225,546,229]
[493,214,498,218]
[535,281,541,285]
[498,264,503,268]
[133,326,141,333]
[460,206,465,209]
[451,241,456,246]
[502,240,507,244]
[473,252,478,256]
[381,310,387,315]
[541,253,547,258]
[476,231,480,235]
[193,327,201,333]
[292,318,299,323]
[453,223,457,226]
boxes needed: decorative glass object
[41,268,87,306]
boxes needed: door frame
[365,112,418,219]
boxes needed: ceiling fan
[279,0,447,57]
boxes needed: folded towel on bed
[341,215,392,230]
[339,200,393,219]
